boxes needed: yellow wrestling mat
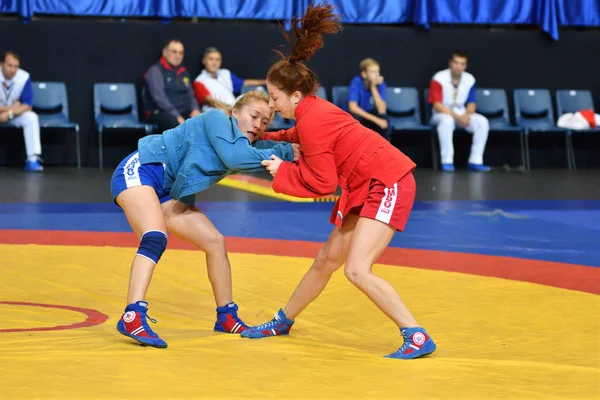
[0,244,598,399]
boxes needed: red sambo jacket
[262,95,416,227]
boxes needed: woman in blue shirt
[110,90,298,348]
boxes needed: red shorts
[349,172,416,231]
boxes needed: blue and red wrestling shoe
[116,301,167,348]
[214,302,248,334]
[240,308,294,338]
[384,327,436,359]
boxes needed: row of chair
[29,82,154,169]
[245,84,598,170]
[24,82,598,170]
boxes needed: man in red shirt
[142,40,200,131]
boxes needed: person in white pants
[0,51,43,172]
[428,50,490,172]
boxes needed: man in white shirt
[428,50,490,172]
[0,51,43,172]
[194,47,266,109]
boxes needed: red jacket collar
[160,56,186,76]
[294,95,317,121]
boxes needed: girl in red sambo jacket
[240,4,436,360]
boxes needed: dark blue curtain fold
[4,0,599,40]
[179,0,294,20]
[29,0,174,17]
[1,0,33,19]
[558,0,600,27]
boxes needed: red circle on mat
[0,301,109,333]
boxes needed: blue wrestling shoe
[214,302,248,334]
[24,158,43,172]
[441,163,455,172]
[240,308,294,338]
[467,163,491,172]
[384,327,436,360]
[116,301,167,348]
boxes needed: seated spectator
[428,50,490,172]
[192,79,231,113]
[0,51,42,172]
[347,58,389,140]
[142,39,200,131]
[194,47,266,109]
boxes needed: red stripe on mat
[1,230,598,295]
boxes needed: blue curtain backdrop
[2,0,599,40]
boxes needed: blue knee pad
[136,231,167,264]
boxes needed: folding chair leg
[75,125,81,169]
[565,134,572,170]
[430,134,438,171]
[64,128,72,167]
[98,128,103,170]
[518,132,526,170]
[524,133,531,171]
[568,134,577,171]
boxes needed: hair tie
[289,58,297,64]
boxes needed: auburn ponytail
[289,3,341,63]
[268,3,342,95]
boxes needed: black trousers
[147,110,191,132]
[354,111,391,141]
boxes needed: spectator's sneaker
[467,163,491,172]
[384,327,436,359]
[441,163,455,172]
[116,301,167,348]
[24,158,43,172]
[214,302,248,334]
[240,308,294,338]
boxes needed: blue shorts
[110,151,171,206]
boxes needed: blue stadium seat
[32,81,81,168]
[513,89,571,170]
[386,87,436,168]
[386,87,431,130]
[555,89,598,169]
[556,89,595,115]
[315,85,327,100]
[240,85,266,95]
[331,86,349,110]
[476,88,525,168]
[93,83,154,169]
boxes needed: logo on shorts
[380,187,396,215]
[123,311,136,323]
[375,183,398,225]
[412,332,426,345]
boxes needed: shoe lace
[141,313,158,336]
[396,332,412,353]
[254,316,279,330]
